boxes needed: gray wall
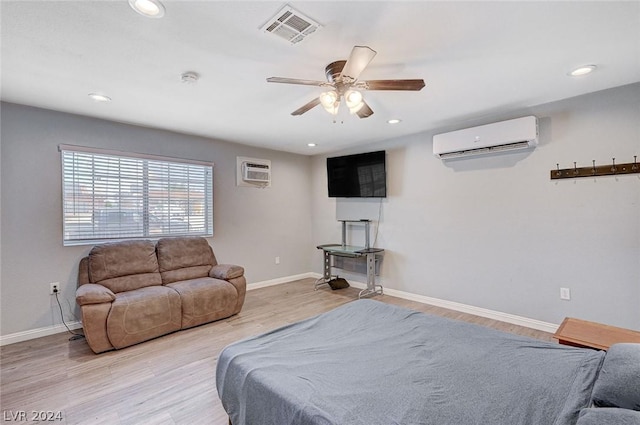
[311,83,640,330]
[2,83,639,339]
[0,103,313,336]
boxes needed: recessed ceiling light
[307,143,317,147]
[88,93,112,103]
[569,65,596,77]
[128,0,165,18]
[387,119,402,124]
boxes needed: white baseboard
[0,321,83,346]
[247,272,319,290]
[0,272,558,346]
[341,278,558,334]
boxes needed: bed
[216,299,640,425]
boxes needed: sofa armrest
[209,264,244,280]
[76,283,116,306]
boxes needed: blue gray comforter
[217,299,605,425]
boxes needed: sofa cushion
[592,343,640,410]
[157,237,217,284]
[107,286,182,349]
[76,283,116,305]
[89,240,162,293]
[577,408,640,425]
[78,257,90,285]
[210,264,244,280]
[166,277,238,329]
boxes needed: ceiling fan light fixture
[344,90,365,114]
[320,91,340,115]
[344,90,362,107]
[344,90,364,114]
[128,0,165,18]
[267,45,425,119]
[320,91,338,108]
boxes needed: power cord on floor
[373,197,383,247]
[53,288,85,341]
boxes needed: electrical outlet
[560,287,571,300]
[275,256,280,265]
[50,282,60,295]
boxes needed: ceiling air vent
[260,5,321,45]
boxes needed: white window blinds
[60,145,213,245]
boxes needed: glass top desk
[315,220,384,298]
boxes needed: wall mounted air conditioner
[243,162,271,183]
[433,116,538,160]
[236,157,271,187]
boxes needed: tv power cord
[53,287,85,341]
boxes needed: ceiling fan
[267,46,425,119]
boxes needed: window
[60,144,213,246]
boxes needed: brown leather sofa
[75,236,246,353]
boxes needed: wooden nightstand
[553,317,640,350]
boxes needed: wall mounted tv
[327,150,387,198]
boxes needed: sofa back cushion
[88,240,162,293]
[156,237,217,284]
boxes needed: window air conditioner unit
[242,162,271,184]
[433,116,538,160]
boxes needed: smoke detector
[181,72,199,84]
[260,5,321,45]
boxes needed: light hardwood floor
[1,279,554,425]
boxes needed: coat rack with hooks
[550,156,639,180]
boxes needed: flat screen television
[327,150,387,198]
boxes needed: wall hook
[550,157,640,179]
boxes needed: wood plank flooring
[1,279,554,425]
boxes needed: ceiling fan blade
[339,46,377,83]
[291,97,321,116]
[356,100,374,119]
[360,79,426,91]
[267,77,329,87]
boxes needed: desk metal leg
[358,252,383,298]
[314,250,334,290]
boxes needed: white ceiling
[2,1,639,155]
